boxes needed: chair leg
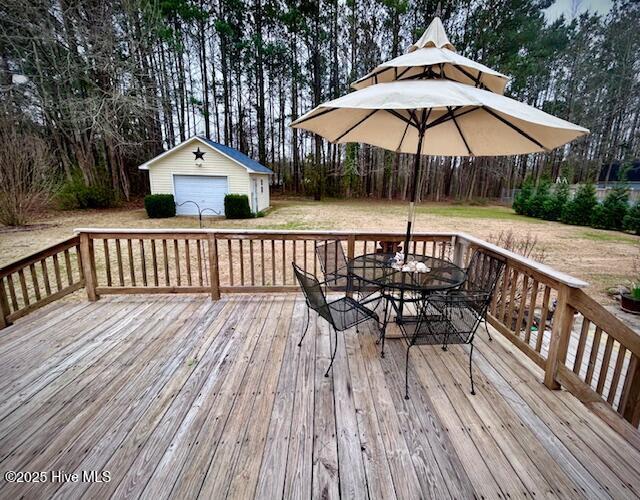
[469,343,476,395]
[377,297,390,346]
[404,345,411,400]
[484,318,492,341]
[324,326,339,377]
[298,307,310,347]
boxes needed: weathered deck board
[0,294,639,500]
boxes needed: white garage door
[173,175,227,216]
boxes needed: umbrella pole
[402,127,425,259]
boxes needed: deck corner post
[0,278,12,329]
[346,235,356,298]
[453,235,468,268]
[544,285,575,390]
[620,356,640,426]
[208,233,221,300]
[79,232,99,302]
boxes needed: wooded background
[1,0,638,202]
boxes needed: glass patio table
[345,252,467,331]
[347,252,466,294]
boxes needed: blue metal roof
[199,136,273,175]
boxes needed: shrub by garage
[144,194,176,218]
[224,194,252,219]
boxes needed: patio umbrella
[291,18,589,258]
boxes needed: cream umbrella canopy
[290,20,589,258]
[351,18,510,94]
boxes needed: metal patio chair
[454,249,506,340]
[315,240,381,302]
[400,251,505,399]
[293,263,379,377]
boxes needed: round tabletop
[347,252,466,293]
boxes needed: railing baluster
[497,265,510,320]
[515,275,529,338]
[29,263,41,301]
[281,239,286,284]
[303,240,307,273]
[196,239,203,286]
[115,239,124,286]
[536,286,552,353]
[271,240,276,285]
[523,279,538,344]
[250,240,255,286]
[140,239,148,287]
[40,259,51,296]
[152,240,160,286]
[261,240,266,285]
[7,274,18,310]
[608,346,627,405]
[103,239,112,287]
[162,239,170,286]
[239,240,245,286]
[173,239,181,286]
[64,249,74,286]
[226,240,233,286]
[585,326,603,386]
[18,269,29,307]
[505,269,519,327]
[573,317,590,375]
[596,335,615,395]
[52,253,62,292]
[185,240,192,286]
[313,241,317,278]
[127,239,136,286]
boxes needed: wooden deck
[1,294,639,499]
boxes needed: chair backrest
[292,263,334,326]
[316,240,348,278]
[464,249,506,296]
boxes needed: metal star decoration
[193,147,205,160]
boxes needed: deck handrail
[0,235,84,327]
[1,228,638,440]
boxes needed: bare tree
[0,124,54,226]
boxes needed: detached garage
[139,135,273,216]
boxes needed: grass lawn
[1,196,638,302]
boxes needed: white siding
[148,140,250,198]
[250,174,271,212]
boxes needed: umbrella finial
[435,1,442,17]
[407,16,455,53]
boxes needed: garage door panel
[174,175,227,216]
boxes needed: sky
[544,0,613,20]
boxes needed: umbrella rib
[387,109,420,130]
[452,64,490,92]
[482,107,549,151]
[397,118,411,151]
[448,106,473,155]
[292,107,338,127]
[424,106,481,130]
[334,109,379,142]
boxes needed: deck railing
[0,236,84,327]
[1,228,638,438]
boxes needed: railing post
[79,232,99,302]
[346,235,356,298]
[453,236,468,268]
[208,233,220,300]
[620,356,640,426]
[0,278,12,329]
[544,285,575,390]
